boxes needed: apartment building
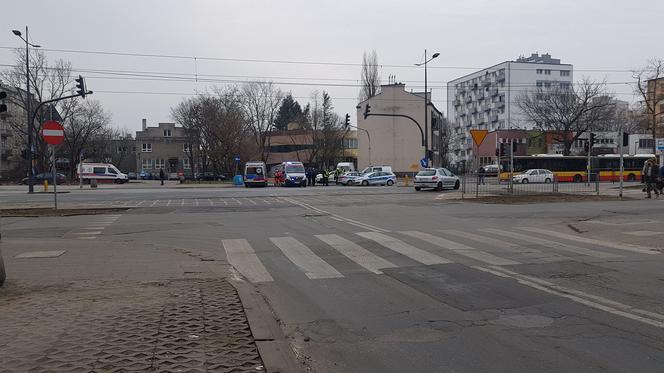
[135,119,190,175]
[447,53,573,167]
[356,83,445,174]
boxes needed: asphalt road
[3,183,664,372]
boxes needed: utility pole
[12,27,41,193]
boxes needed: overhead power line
[0,46,637,73]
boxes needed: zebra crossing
[81,194,413,209]
[221,227,660,283]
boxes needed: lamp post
[12,27,41,193]
[415,50,439,167]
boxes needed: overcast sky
[1,0,661,133]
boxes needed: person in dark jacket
[159,168,165,186]
[643,159,659,198]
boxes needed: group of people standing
[642,158,664,198]
[305,167,343,187]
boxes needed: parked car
[168,172,179,180]
[139,170,153,180]
[177,170,195,180]
[127,172,138,180]
[338,171,362,186]
[360,165,393,175]
[414,168,460,191]
[512,169,554,184]
[22,172,66,185]
[350,171,396,186]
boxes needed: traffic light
[512,140,518,153]
[363,104,371,119]
[0,91,7,113]
[344,113,350,129]
[495,148,500,157]
[75,75,87,98]
[584,141,590,153]
[622,132,629,147]
[589,132,596,148]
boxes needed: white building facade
[447,53,574,166]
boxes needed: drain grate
[0,278,264,372]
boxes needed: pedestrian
[274,169,283,187]
[334,168,341,185]
[478,166,486,185]
[159,168,165,186]
[659,162,664,194]
[322,168,329,186]
[308,167,316,187]
[643,159,660,199]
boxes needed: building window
[639,138,654,149]
[544,81,552,88]
[155,159,165,169]
[183,143,191,153]
[536,69,543,74]
[536,81,543,88]
[164,129,172,137]
[117,146,127,153]
[142,159,152,169]
[545,70,551,75]
[343,138,358,149]
[142,143,152,152]
[183,158,190,169]
[560,70,570,77]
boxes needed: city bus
[499,154,652,182]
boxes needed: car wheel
[436,182,443,191]
[573,174,582,182]
[545,178,551,183]
[453,180,460,190]
[415,187,421,191]
[244,184,249,188]
[522,178,529,184]
[387,180,394,186]
[362,180,369,186]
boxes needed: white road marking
[232,198,242,205]
[81,226,105,230]
[75,236,97,240]
[151,200,159,207]
[400,231,519,266]
[223,199,228,206]
[482,228,620,259]
[135,200,146,207]
[74,231,102,235]
[207,198,213,206]
[474,265,664,329]
[356,232,451,265]
[270,237,343,280]
[166,199,172,206]
[195,198,200,206]
[518,227,660,255]
[179,199,184,206]
[222,239,274,283]
[315,234,397,274]
[248,198,257,205]
[441,229,565,263]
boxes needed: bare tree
[359,50,381,102]
[61,100,112,177]
[241,82,283,163]
[171,96,207,174]
[517,79,616,155]
[634,58,664,154]
[0,49,75,172]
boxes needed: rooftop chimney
[141,118,147,131]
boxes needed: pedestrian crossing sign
[470,129,489,146]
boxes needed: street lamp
[415,50,439,167]
[12,26,40,193]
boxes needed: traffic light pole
[27,90,92,192]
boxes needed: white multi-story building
[447,53,574,166]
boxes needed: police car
[350,171,397,186]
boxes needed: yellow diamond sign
[470,129,488,146]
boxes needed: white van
[281,161,307,187]
[336,162,355,172]
[244,161,267,187]
[77,162,128,183]
[361,165,393,175]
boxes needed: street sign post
[470,129,488,147]
[41,121,64,210]
[420,158,428,168]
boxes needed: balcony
[496,102,505,109]
[483,80,492,87]
[471,106,478,114]
[465,96,473,103]
[453,99,461,106]
[496,72,505,82]
[477,92,485,101]
[491,114,499,122]
[491,88,499,97]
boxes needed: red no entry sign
[41,120,64,145]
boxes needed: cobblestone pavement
[0,278,264,372]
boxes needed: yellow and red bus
[499,154,653,182]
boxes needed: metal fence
[461,173,600,197]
